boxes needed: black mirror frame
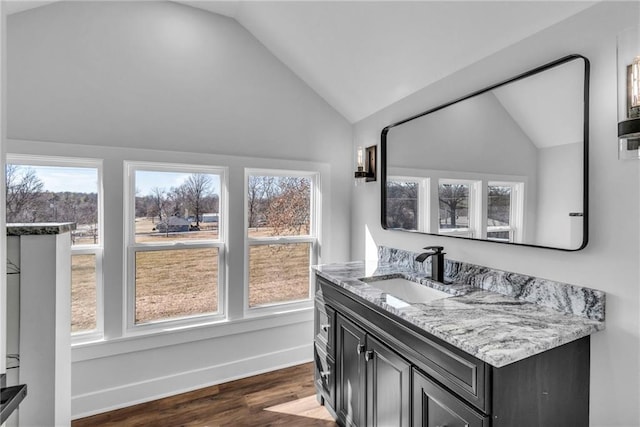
[380,54,590,251]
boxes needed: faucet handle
[422,246,444,253]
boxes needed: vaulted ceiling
[4,0,597,123]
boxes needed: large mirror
[381,55,589,251]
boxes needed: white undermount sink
[365,277,453,304]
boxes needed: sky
[10,165,220,196]
[16,165,98,193]
[135,170,220,196]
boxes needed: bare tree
[247,175,276,228]
[181,174,215,228]
[265,177,310,236]
[6,165,45,223]
[149,187,167,222]
[438,184,468,228]
[386,181,418,230]
[488,186,511,225]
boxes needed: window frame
[124,161,227,334]
[386,176,429,233]
[244,168,320,315]
[6,154,105,342]
[437,178,480,238]
[486,181,524,243]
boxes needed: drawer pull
[356,344,365,354]
[365,350,374,362]
[321,324,330,332]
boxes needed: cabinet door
[413,369,489,427]
[336,314,366,427]
[366,335,411,427]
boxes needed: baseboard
[71,343,313,419]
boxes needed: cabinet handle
[321,324,330,332]
[364,350,374,362]
[356,344,365,354]
[320,370,330,380]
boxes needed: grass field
[71,218,311,332]
[71,254,97,332]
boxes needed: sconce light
[617,26,640,159]
[354,145,377,183]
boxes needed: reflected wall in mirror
[381,55,589,251]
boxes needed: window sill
[244,299,313,318]
[71,306,313,363]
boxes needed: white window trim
[123,161,228,334]
[6,154,105,343]
[244,168,320,316]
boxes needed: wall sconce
[617,26,640,159]
[354,145,376,183]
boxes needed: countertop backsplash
[378,246,605,322]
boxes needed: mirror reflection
[382,55,588,250]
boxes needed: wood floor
[72,363,337,427]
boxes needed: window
[125,162,225,329]
[487,182,524,243]
[438,179,477,237]
[246,170,318,310]
[386,177,429,232]
[6,155,103,337]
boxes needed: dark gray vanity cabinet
[335,314,411,427]
[314,275,591,427]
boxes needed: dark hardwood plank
[73,363,336,427]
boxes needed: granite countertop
[6,222,76,236]
[313,260,605,368]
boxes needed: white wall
[7,1,348,162]
[6,1,352,418]
[353,3,640,426]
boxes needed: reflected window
[386,177,429,232]
[487,182,523,243]
[438,180,472,236]
[386,179,419,231]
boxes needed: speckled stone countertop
[6,223,75,236]
[312,259,605,368]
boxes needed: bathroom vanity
[323,54,598,426]
[312,250,604,427]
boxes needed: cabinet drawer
[314,344,335,409]
[403,326,485,412]
[314,298,335,354]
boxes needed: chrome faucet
[415,246,446,283]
